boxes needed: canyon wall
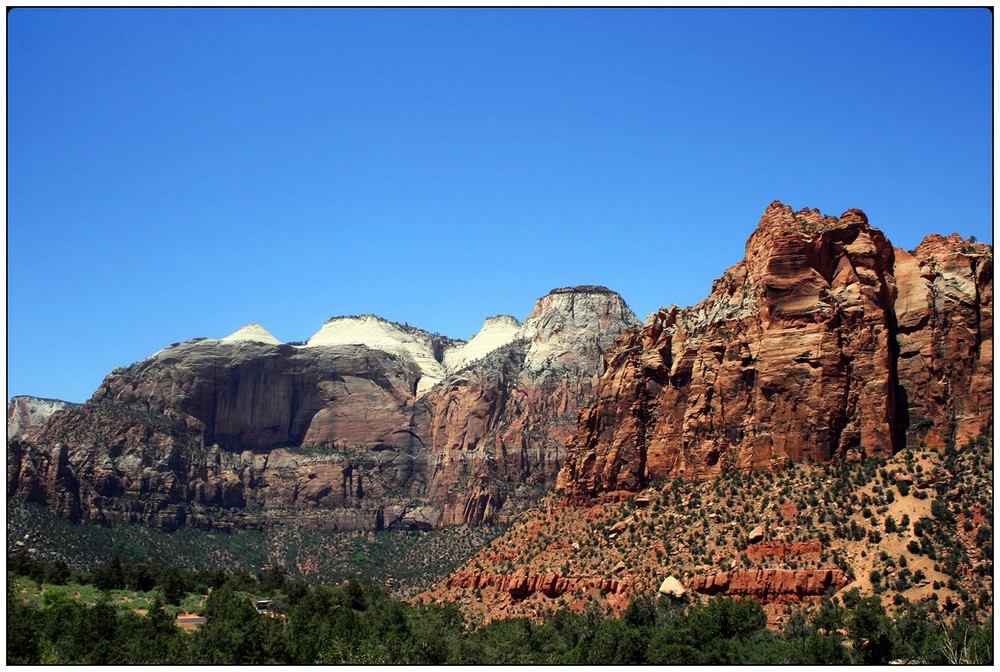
[7,287,638,531]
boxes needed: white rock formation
[7,396,79,441]
[211,287,636,397]
[658,576,687,599]
[221,323,282,345]
[443,315,522,372]
[519,287,640,375]
[306,315,453,395]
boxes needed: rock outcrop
[444,571,633,601]
[745,540,822,562]
[558,202,992,497]
[7,396,79,441]
[8,287,638,531]
[688,568,849,603]
[688,568,850,626]
[658,575,686,598]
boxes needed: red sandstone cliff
[894,234,993,449]
[558,201,992,497]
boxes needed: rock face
[7,287,638,531]
[7,396,79,441]
[745,540,822,563]
[688,569,848,601]
[558,202,992,497]
[418,286,640,525]
[444,571,632,601]
[688,569,849,625]
[893,234,994,449]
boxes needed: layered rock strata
[8,287,638,531]
[688,569,850,627]
[444,571,633,601]
[745,540,822,563]
[558,202,992,497]
[688,569,849,603]
[893,234,994,448]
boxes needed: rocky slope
[419,435,992,629]
[7,286,638,531]
[558,202,992,497]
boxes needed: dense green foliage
[7,553,992,665]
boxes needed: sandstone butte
[557,201,992,498]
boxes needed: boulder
[658,575,686,599]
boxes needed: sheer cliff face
[893,234,993,449]
[7,287,638,531]
[558,202,993,498]
[93,341,422,452]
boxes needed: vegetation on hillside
[6,435,992,664]
[7,499,505,598]
[424,435,993,627]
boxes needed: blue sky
[6,7,994,403]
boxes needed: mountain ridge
[6,202,992,629]
[8,285,639,531]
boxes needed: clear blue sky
[6,7,994,403]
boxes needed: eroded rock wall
[559,202,992,498]
[416,287,640,525]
